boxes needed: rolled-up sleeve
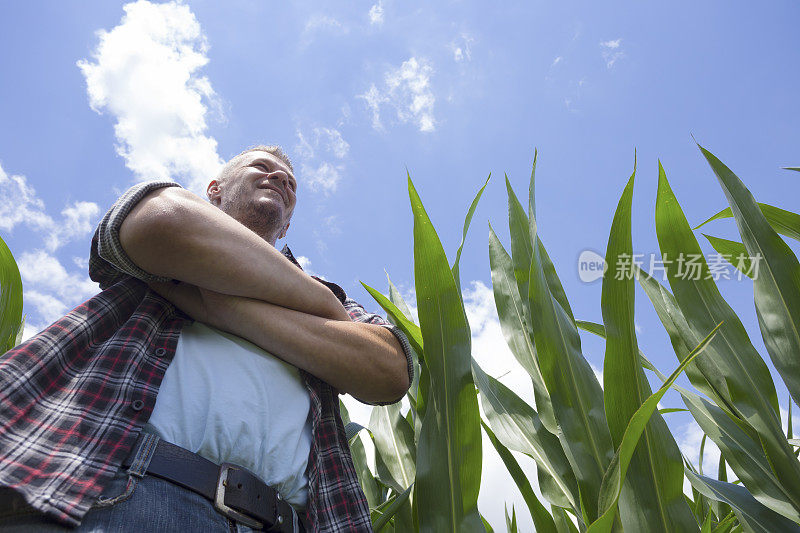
[343,297,415,406]
[89,180,182,289]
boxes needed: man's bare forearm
[221,295,410,404]
[119,187,347,320]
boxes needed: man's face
[207,151,298,242]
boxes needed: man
[0,146,413,532]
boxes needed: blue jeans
[0,433,262,532]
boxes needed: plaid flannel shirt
[0,181,413,532]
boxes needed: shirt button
[131,400,145,412]
[154,348,167,357]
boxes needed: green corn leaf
[685,460,710,525]
[552,507,579,533]
[642,322,799,523]
[369,402,416,494]
[505,504,518,533]
[372,485,414,532]
[633,267,735,415]
[386,274,415,322]
[587,321,722,533]
[408,175,484,532]
[340,401,381,510]
[487,224,539,380]
[472,361,578,512]
[483,421,558,533]
[452,174,491,291]
[0,235,23,353]
[679,383,800,523]
[789,399,794,440]
[482,515,495,533]
[537,236,575,322]
[712,511,739,533]
[699,145,800,413]
[701,234,754,278]
[657,341,799,522]
[365,277,429,434]
[601,164,696,531]
[701,511,714,533]
[581,293,800,523]
[524,151,575,319]
[488,224,555,433]
[659,407,689,415]
[13,315,26,348]
[694,203,800,243]
[700,434,708,475]
[386,274,423,433]
[685,470,800,533]
[528,150,538,223]
[500,170,577,436]
[716,454,732,522]
[784,167,800,172]
[527,207,613,524]
[362,282,423,356]
[505,169,575,322]
[654,162,800,504]
[506,174,533,301]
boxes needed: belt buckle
[215,463,265,530]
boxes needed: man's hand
[148,280,352,331]
[148,281,408,404]
[148,281,238,331]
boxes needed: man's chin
[239,201,286,235]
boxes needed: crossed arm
[118,186,410,404]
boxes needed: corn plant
[0,235,23,352]
[358,145,800,532]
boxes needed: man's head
[207,145,297,245]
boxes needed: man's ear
[207,180,221,205]
[279,221,290,240]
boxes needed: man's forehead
[239,151,293,173]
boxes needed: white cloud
[296,255,319,277]
[305,14,345,34]
[0,164,99,251]
[305,163,342,193]
[294,127,349,194]
[18,250,99,329]
[78,0,224,193]
[591,362,604,388]
[368,2,384,26]
[0,166,50,233]
[452,33,475,63]
[359,57,436,133]
[551,56,563,67]
[296,255,312,271]
[600,38,624,68]
[359,84,386,131]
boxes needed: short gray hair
[216,145,294,184]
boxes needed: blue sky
[2,1,799,529]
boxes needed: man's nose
[268,171,289,188]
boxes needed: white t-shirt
[146,321,312,508]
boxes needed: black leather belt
[123,433,307,532]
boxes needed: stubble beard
[220,190,286,245]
